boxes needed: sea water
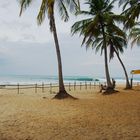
[0,75,140,85]
[0,75,96,85]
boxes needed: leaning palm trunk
[100,20,112,88]
[114,49,131,89]
[50,13,75,99]
[104,46,113,88]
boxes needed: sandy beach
[0,86,140,140]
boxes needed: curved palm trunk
[100,20,112,88]
[114,49,131,89]
[104,46,112,87]
[51,16,65,92]
[50,13,74,99]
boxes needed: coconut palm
[75,21,131,89]
[72,0,123,90]
[106,25,132,89]
[119,0,140,29]
[18,0,80,99]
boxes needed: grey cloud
[0,36,9,42]
[0,1,10,9]
[0,20,32,30]
[20,34,36,42]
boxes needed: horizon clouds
[0,0,140,79]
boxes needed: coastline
[0,75,140,85]
[0,81,139,95]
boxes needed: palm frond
[120,0,140,29]
[56,0,69,22]
[56,0,80,21]
[18,0,33,16]
[104,0,117,12]
[129,26,140,47]
[37,0,49,25]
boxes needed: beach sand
[0,86,140,140]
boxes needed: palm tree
[119,0,140,29]
[72,0,123,91]
[76,21,131,89]
[119,0,140,88]
[106,25,132,89]
[18,0,80,99]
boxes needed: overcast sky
[0,0,140,78]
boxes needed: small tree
[106,24,131,89]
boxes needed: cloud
[0,0,78,43]
[0,20,32,30]
[0,0,11,9]
[20,34,36,42]
[0,1,139,77]
[0,0,51,43]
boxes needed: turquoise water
[0,75,140,85]
[0,75,96,85]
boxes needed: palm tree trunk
[50,13,75,99]
[51,15,65,92]
[104,46,112,87]
[100,20,112,88]
[114,49,131,89]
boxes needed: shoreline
[0,75,140,85]
[0,82,139,96]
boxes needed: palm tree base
[102,87,119,95]
[124,85,132,90]
[53,90,77,100]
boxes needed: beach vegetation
[72,0,122,93]
[129,23,140,47]
[119,0,140,29]
[119,0,140,47]
[105,23,132,89]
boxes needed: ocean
[0,75,140,85]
